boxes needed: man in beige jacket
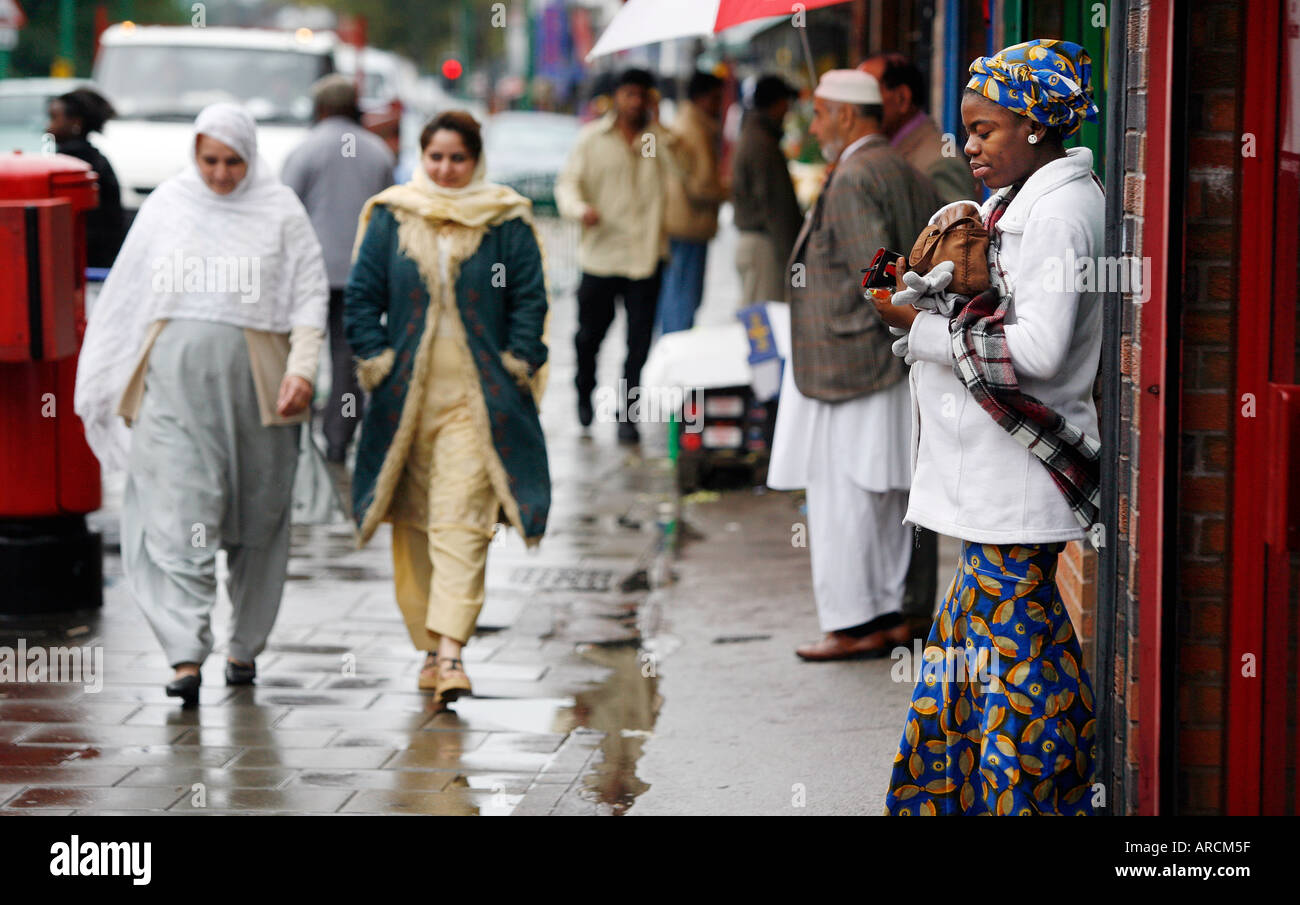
[555,68,671,444]
[658,71,729,334]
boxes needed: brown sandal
[417,653,440,691]
[435,656,472,703]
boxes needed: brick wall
[1114,0,1149,816]
[1111,0,1243,815]
[1057,541,1096,672]
[1173,0,1242,815]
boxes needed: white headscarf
[75,102,328,472]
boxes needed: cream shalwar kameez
[387,229,502,648]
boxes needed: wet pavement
[0,216,673,815]
[0,210,948,815]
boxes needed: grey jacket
[282,116,395,288]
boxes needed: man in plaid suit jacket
[769,69,943,661]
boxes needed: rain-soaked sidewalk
[0,212,942,815]
[0,233,675,815]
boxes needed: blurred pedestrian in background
[731,74,802,305]
[555,68,670,444]
[874,39,1102,814]
[859,53,977,205]
[658,70,729,334]
[74,103,329,705]
[46,87,124,268]
[282,74,395,465]
[345,111,550,705]
[766,70,941,662]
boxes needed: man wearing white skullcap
[768,69,943,661]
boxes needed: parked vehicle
[483,111,580,212]
[0,77,94,153]
[91,24,337,213]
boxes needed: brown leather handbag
[907,217,991,296]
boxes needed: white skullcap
[814,69,883,105]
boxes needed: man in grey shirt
[281,74,395,463]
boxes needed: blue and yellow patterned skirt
[884,541,1097,815]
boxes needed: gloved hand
[931,290,965,318]
[890,331,912,363]
[893,260,955,311]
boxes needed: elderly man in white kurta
[767,70,942,661]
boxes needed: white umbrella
[587,0,855,87]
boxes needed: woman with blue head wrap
[871,40,1105,815]
[960,39,1100,189]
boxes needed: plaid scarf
[947,190,1102,539]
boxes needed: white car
[91,24,338,214]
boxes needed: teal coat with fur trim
[343,203,550,546]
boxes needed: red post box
[0,151,103,614]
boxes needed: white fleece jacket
[904,146,1105,544]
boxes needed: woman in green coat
[344,111,551,704]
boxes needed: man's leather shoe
[617,420,640,444]
[577,395,593,428]
[795,631,892,661]
[900,616,934,642]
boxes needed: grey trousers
[121,319,299,667]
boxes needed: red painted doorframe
[1136,0,1176,817]
[1226,0,1283,816]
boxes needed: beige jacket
[555,112,670,279]
[662,101,728,242]
[116,320,324,427]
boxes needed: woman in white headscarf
[75,103,328,705]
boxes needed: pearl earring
[1027,134,1038,144]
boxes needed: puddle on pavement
[566,643,659,815]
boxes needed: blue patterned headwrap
[966,39,1100,138]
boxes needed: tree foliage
[4,1,187,78]
[311,0,506,72]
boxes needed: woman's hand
[868,257,920,331]
[276,375,313,417]
[934,201,981,230]
[871,290,920,331]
